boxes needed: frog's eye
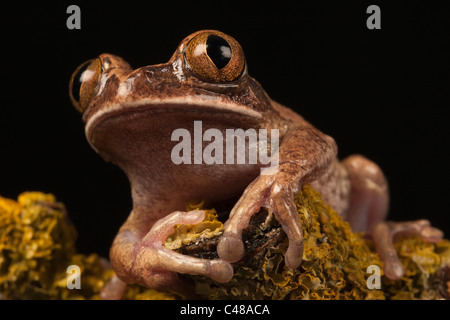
[69,58,102,113]
[184,31,246,83]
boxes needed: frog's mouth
[85,98,263,157]
[85,97,262,142]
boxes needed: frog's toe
[371,219,444,280]
[217,193,262,263]
[208,259,234,283]
[407,219,444,242]
[143,209,205,244]
[217,234,245,263]
[269,182,304,269]
[100,274,127,300]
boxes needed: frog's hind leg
[342,154,389,233]
[342,154,443,280]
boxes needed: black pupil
[72,62,91,102]
[206,35,232,69]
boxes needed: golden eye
[184,31,246,83]
[69,58,102,113]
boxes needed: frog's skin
[69,30,443,299]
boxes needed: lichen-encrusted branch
[0,189,449,300]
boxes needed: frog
[69,30,443,299]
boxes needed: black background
[1,1,449,258]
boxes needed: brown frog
[69,30,443,298]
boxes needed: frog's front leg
[107,209,233,297]
[217,125,338,268]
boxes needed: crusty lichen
[174,186,450,300]
[0,192,77,299]
[0,189,449,300]
[174,185,386,300]
[0,192,174,300]
[381,237,450,299]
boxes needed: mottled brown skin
[69,30,443,299]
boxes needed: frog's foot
[100,274,127,300]
[371,219,444,279]
[110,210,233,296]
[217,174,304,269]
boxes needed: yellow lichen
[179,185,386,299]
[172,185,449,300]
[164,208,223,251]
[381,236,450,300]
[0,188,449,300]
[0,192,76,299]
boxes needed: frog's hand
[217,174,304,268]
[371,220,444,279]
[109,210,233,296]
[217,125,338,269]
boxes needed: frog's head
[69,30,274,168]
